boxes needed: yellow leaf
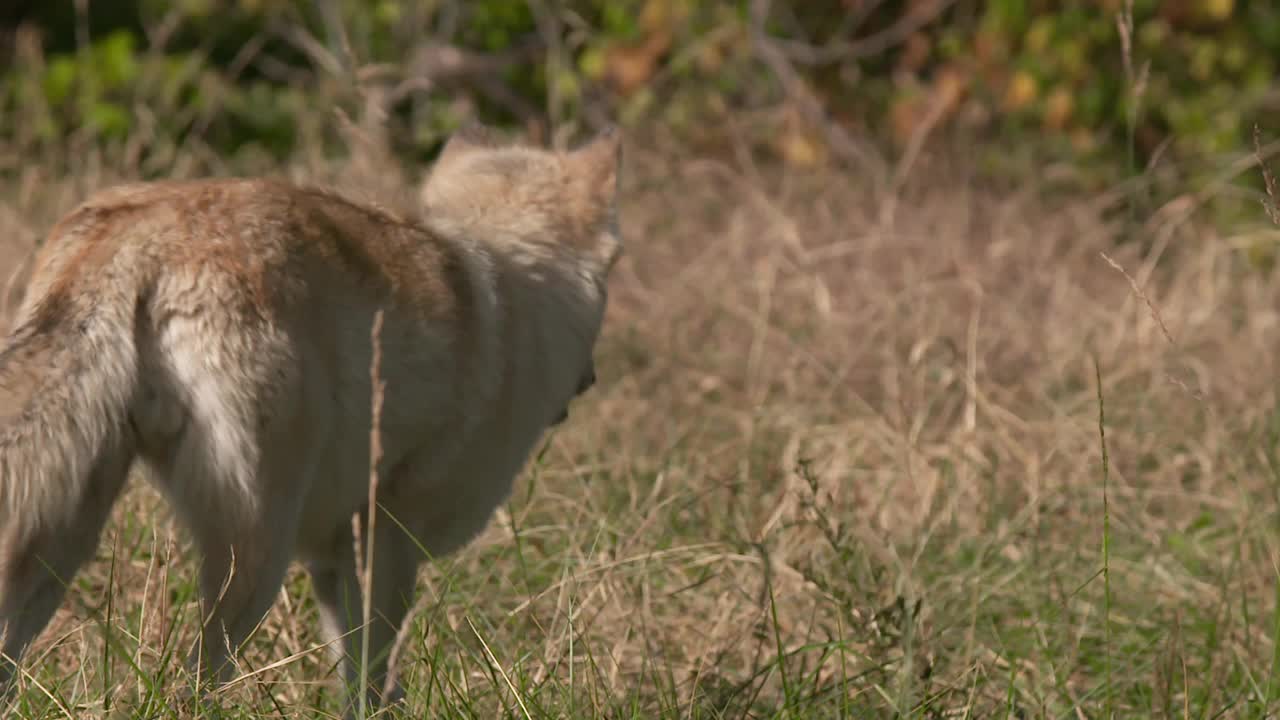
[1043,87,1074,131]
[1200,0,1234,22]
[775,108,827,169]
[1003,71,1037,112]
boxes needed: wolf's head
[420,122,623,427]
[421,123,623,274]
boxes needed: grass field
[1,130,1280,719]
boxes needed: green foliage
[0,0,1277,182]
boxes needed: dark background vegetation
[3,1,1279,192]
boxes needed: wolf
[0,122,623,716]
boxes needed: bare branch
[749,0,885,182]
[776,0,959,66]
[1254,124,1280,226]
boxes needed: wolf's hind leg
[182,502,302,690]
[152,322,324,692]
[306,501,421,720]
[173,420,323,692]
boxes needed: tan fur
[0,124,623,716]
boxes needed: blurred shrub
[0,0,1277,184]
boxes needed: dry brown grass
[2,132,1280,718]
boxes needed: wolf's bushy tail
[0,292,139,536]
[0,283,141,693]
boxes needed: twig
[272,19,346,79]
[1099,251,1203,400]
[365,37,546,126]
[880,72,962,225]
[316,0,354,74]
[467,617,533,720]
[1093,356,1113,720]
[775,0,959,65]
[1116,0,1150,196]
[140,5,186,52]
[358,309,387,720]
[372,36,545,99]
[1254,124,1280,226]
[526,0,567,144]
[1099,251,1174,347]
[190,32,269,141]
[748,0,886,185]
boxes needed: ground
[0,140,1278,719]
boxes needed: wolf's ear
[571,124,622,198]
[570,125,624,271]
[436,121,506,169]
